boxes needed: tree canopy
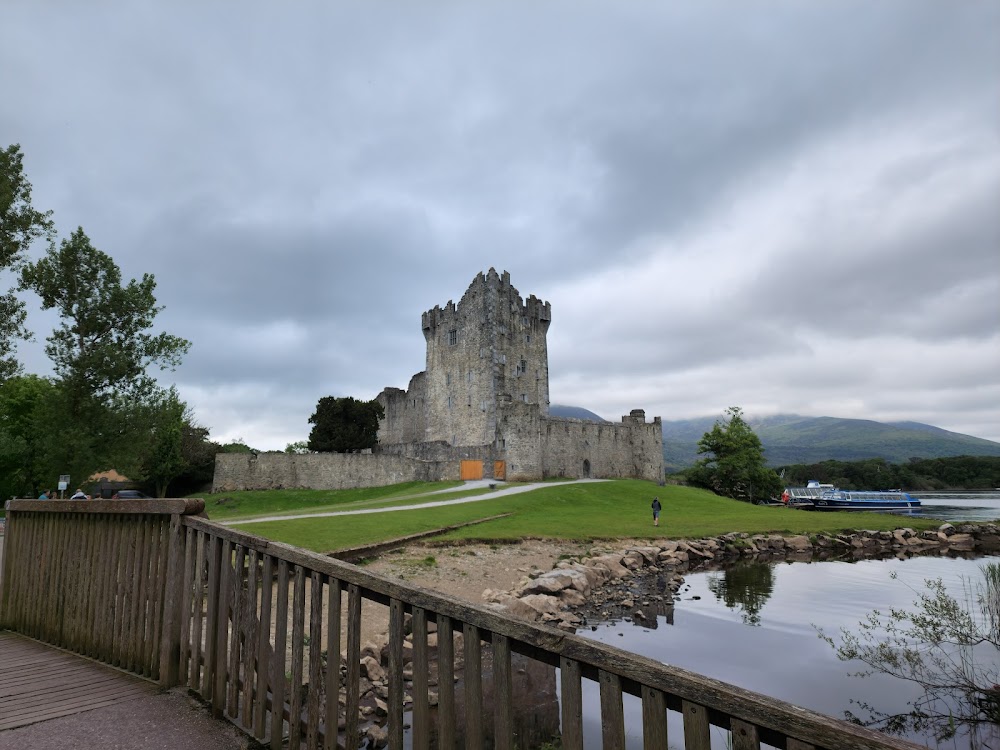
[20,227,190,410]
[308,396,384,453]
[688,406,782,503]
[0,144,53,380]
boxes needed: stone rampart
[539,412,663,482]
[211,452,455,492]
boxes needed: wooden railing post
[0,504,16,629]
[159,514,187,687]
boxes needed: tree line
[778,455,1000,491]
[0,143,218,499]
[679,407,998,501]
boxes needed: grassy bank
[222,479,941,553]
[196,481,476,521]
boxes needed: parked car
[111,490,151,499]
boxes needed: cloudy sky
[3,1,999,449]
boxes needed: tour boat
[780,480,835,505]
[809,488,921,511]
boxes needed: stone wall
[377,372,429,445]
[211,452,454,492]
[539,411,664,482]
[496,401,543,480]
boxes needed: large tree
[20,227,190,414]
[689,406,782,503]
[308,396,384,453]
[138,387,187,498]
[0,144,53,380]
[18,227,191,488]
[0,374,58,499]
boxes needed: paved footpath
[220,478,607,526]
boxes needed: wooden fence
[0,500,925,750]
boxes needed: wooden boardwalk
[0,630,159,731]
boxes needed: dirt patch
[354,539,592,644]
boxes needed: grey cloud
[3,0,998,446]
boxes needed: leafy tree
[171,420,218,493]
[0,374,58,499]
[0,144,53,380]
[308,396,384,453]
[139,387,186,498]
[219,440,255,454]
[19,227,190,415]
[688,406,782,503]
[17,227,191,489]
[285,440,311,454]
[820,563,1000,745]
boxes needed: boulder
[630,546,661,565]
[559,588,587,607]
[519,594,564,616]
[518,574,569,596]
[946,533,975,550]
[621,550,645,570]
[784,535,812,551]
[678,541,713,559]
[484,597,542,623]
[588,554,631,579]
[361,655,385,682]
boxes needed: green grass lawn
[223,479,942,553]
[196,481,481,520]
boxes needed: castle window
[520,359,526,374]
[520,394,527,402]
[447,396,453,409]
[526,334,531,344]
[446,372,451,385]
[467,371,472,383]
[449,329,457,345]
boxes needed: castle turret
[419,268,550,446]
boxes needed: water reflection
[584,554,1000,748]
[910,491,1000,522]
[705,560,775,626]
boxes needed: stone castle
[212,269,663,491]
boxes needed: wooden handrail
[0,502,926,750]
[5,498,206,515]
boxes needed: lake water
[908,491,1000,523]
[577,494,1000,749]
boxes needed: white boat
[780,480,834,505]
[810,488,921,511]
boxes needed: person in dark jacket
[651,496,662,526]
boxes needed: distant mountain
[549,404,608,422]
[662,414,1000,472]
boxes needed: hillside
[660,414,1000,471]
[549,404,608,422]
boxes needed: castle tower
[419,269,551,446]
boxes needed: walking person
[651,496,662,527]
